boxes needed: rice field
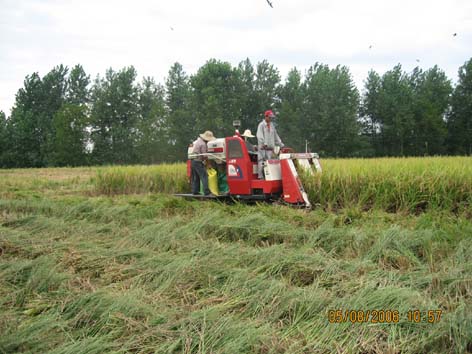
[304,157,472,212]
[1,157,471,353]
[94,164,188,195]
[94,157,472,213]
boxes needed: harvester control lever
[260,146,274,151]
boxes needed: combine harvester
[176,121,322,208]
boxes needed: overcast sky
[1,0,471,115]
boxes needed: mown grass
[92,157,472,213]
[1,167,471,353]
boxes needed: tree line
[0,58,471,168]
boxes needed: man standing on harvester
[256,110,284,179]
[191,130,216,196]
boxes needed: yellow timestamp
[407,309,442,323]
[328,309,442,324]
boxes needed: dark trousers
[191,160,210,195]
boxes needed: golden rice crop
[94,164,187,195]
[302,156,472,212]
[94,157,472,212]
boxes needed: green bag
[217,170,229,194]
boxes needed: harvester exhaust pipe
[233,120,241,135]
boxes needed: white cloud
[1,0,471,114]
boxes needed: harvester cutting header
[175,110,322,208]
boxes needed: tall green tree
[67,64,90,105]
[50,65,91,166]
[254,60,281,119]
[302,63,361,156]
[6,65,68,167]
[447,58,472,155]
[190,59,241,138]
[51,104,89,166]
[8,79,36,166]
[165,63,193,160]
[38,65,69,164]
[136,77,167,163]
[409,66,452,155]
[375,64,414,156]
[6,73,40,167]
[360,70,382,155]
[90,66,140,164]
[235,58,257,131]
[278,67,304,150]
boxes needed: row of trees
[1,58,471,167]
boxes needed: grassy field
[0,159,471,353]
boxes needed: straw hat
[200,130,216,141]
[242,129,255,138]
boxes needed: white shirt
[256,120,283,148]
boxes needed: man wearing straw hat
[256,110,284,179]
[191,130,216,195]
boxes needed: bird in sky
[266,0,273,8]
[369,45,373,49]
[170,27,174,31]
[453,33,457,37]
[416,59,420,63]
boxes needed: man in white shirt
[191,130,216,195]
[256,110,284,179]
